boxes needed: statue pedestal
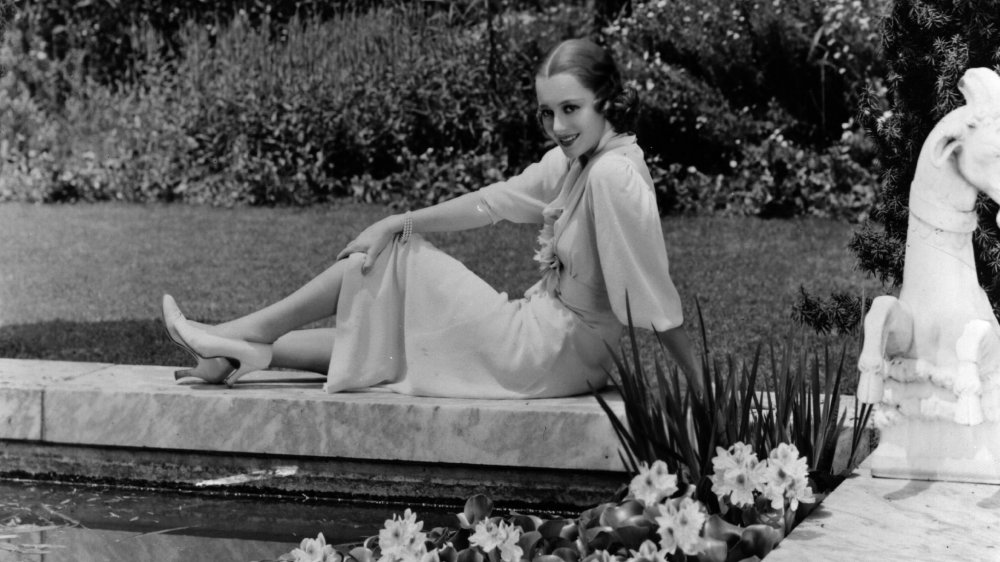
[869,417,1000,484]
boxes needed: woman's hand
[336,215,403,273]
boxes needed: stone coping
[767,467,1000,561]
[0,358,627,472]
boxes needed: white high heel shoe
[162,295,234,383]
[161,294,272,387]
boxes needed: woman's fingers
[361,236,390,274]
[338,220,396,270]
[335,242,358,261]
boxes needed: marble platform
[0,358,629,507]
[767,467,1000,561]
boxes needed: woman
[162,38,701,398]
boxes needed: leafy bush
[169,5,540,205]
[654,130,877,221]
[607,0,887,145]
[0,0,885,218]
[13,0,389,87]
[0,14,197,203]
[598,0,886,218]
[0,4,548,205]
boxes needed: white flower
[378,509,427,562]
[285,533,341,562]
[585,550,616,562]
[763,443,814,511]
[469,519,505,553]
[710,442,766,507]
[654,497,706,555]
[469,519,522,562]
[497,523,523,562]
[533,205,563,274]
[628,460,678,506]
[625,539,668,562]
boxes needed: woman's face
[535,72,611,160]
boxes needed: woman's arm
[336,191,493,271]
[656,325,704,390]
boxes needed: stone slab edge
[0,358,628,472]
[0,440,624,508]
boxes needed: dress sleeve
[477,147,568,224]
[589,155,684,332]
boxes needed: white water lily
[628,459,678,506]
[469,519,522,562]
[378,509,427,562]
[654,497,706,556]
[283,532,341,562]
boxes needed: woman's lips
[558,134,579,147]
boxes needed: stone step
[0,358,628,508]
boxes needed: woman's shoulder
[539,145,568,169]
[588,145,650,195]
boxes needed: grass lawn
[0,202,885,392]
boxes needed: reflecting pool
[0,479,459,561]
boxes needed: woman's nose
[552,114,567,134]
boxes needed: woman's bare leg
[203,259,352,344]
[270,328,335,373]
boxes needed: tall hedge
[796,0,1000,332]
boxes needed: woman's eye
[538,109,553,120]
[563,105,577,114]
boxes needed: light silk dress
[324,132,684,399]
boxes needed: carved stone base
[869,418,1000,484]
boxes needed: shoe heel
[223,342,272,387]
[174,360,235,383]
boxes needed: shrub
[0,4,551,206]
[174,7,493,204]
[606,0,888,146]
[13,0,389,87]
[1,0,885,217]
[600,0,885,218]
[655,130,877,221]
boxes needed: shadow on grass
[0,319,197,366]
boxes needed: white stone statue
[857,67,1000,482]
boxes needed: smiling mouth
[557,134,579,147]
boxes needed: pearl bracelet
[400,212,413,244]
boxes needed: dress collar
[576,131,635,168]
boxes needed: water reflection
[0,479,458,561]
